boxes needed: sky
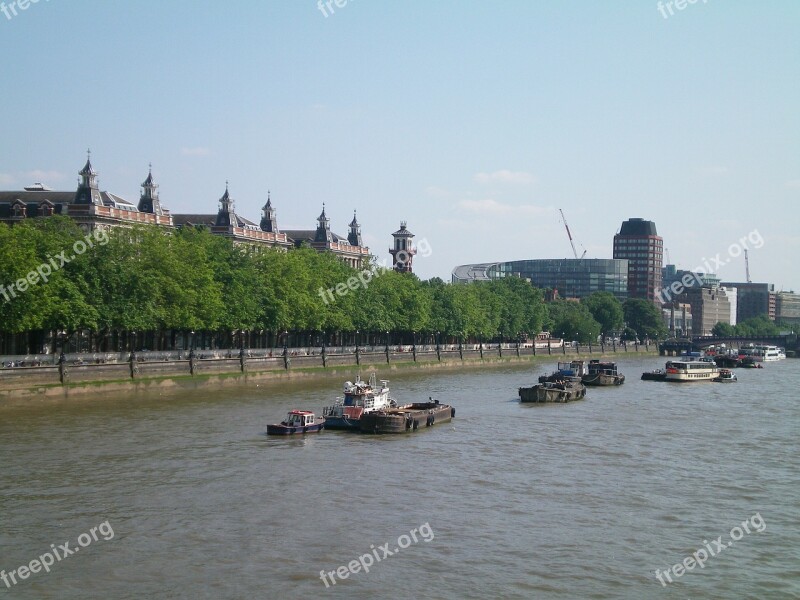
[1,0,798,290]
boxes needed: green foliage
[0,221,603,342]
[582,291,624,335]
[546,300,601,343]
[711,321,736,337]
[623,298,668,340]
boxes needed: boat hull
[641,371,667,381]
[266,422,325,435]
[519,383,586,403]
[359,403,454,434]
[582,373,625,386]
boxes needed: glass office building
[452,258,629,300]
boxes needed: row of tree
[711,316,787,338]
[0,218,668,352]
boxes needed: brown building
[613,218,663,304]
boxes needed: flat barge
[359,401,454,434]
[519,381,586,403]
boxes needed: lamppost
[516,332,521,357]
[498,329,503,358]
[321,330,327,367]
[412,330,417,362]
[355,329,361,366]
[458,331,463,360]
[282,330,289,369]
[435,330,441,361]
[479,332,484,359]
[385,330,390,364]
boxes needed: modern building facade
[660,265,720,302]
[452,258,629,300]
[613,218,663,303]
[719,282,776,322]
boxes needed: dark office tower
[613,218,663,304]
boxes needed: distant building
[282,206,370,269]
[722,286,738,326]
[390,222,416,273]
[719,282,775,322]
[662,302,693,337]
[452,258,629,300]
[660,265,720,302]
[613,218,663,303]
[776,291,800,325]
[0,154,174,232]
[1,152,371,268]
[678,287,731,336]
[172,187,294,251]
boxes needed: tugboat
[712,368,737,383]
[519,380,587,403]
[538,361,586,383]
[581,360,625,386]
[359,399,454,434]
[641,369,667,381]
[322,373,396,430]
[266,410,325,435]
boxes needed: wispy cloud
[181,146,211,156]
[457,198,550,216]
[0,173,15,186]
[785,179,800,190]
[23,170,65,182]
[474,170,535,185]
[425,185,451,198]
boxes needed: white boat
[752,345,782,362]
[322,373,396,430]
[664,359,719,382]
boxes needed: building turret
[137,164,163,215]
[390,221,416,273]
[215,182,236,227]
[314,203,334,243]
[347,210,363,246]
[73,149,103,205]
[260,192,279,233]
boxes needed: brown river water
[1,356,798,599]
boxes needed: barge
[358,400,454,434]
[582,360,625,386]
[519,381,587,403]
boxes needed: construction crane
[744,249,751,283]
[559,209,586,260]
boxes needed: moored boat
[267,410,325,435]
[322,373,395,430]
[519,380,587,403]
[641,369,667,381]
[582,360,625,386]
[664,359,718,382]
[358,400,454,434]
[538,360,586,383]
[712,368,737,383]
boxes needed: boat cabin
[284,411,316,426]
[587,360,619,375]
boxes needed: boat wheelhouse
[323,373,395,430]
[267,410,325,435]
[664,359,718,382]
[538,360,586,383]
[582,360,625,386]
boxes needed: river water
[1,356,798,599]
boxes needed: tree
[546,300,601,344]
[623,299,668,340]
[711,321,736,337]
[582,292,624,336]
